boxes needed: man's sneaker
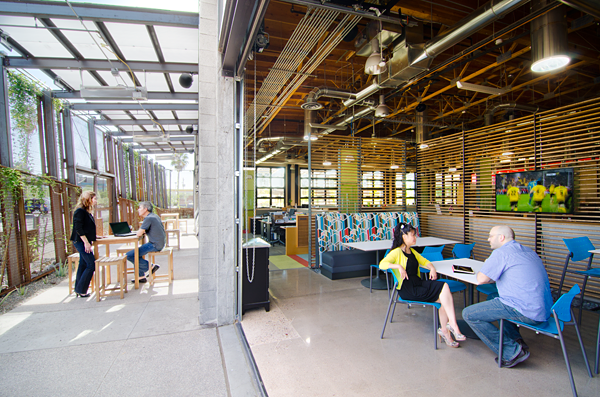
[132,277,147,283]
[495,349,530,368]
[151,264,160,274]
[516,338,529,351]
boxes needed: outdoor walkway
[0,226,259,397]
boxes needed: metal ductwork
[302,87,355,110]
[303,0,530,135]
[559,0,600,20]
[484,103,540,125]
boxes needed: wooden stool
[94,255,127,301]
[147,247,174,285]
[116,245,136,276]
[68,253,95,294]
[166,229,181,250]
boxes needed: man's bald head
[488,226,515,249]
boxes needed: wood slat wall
[417,97,600,300]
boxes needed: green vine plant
[7,71,41,174]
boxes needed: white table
[343,237,460,290]
[430,257,487,340]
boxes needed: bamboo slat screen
[306,135,414,213]
[417,96,600,301]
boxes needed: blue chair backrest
[563,237,595,262]
[421,246,444,262]
[552,284,580,324]
[453,243,475,259]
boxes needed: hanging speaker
[415,103,427,112]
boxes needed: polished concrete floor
[242,246,600,397]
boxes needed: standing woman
[379,222,465,347]
[70,191,102,298]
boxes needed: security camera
[179,73,194,89]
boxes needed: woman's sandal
[437,328,460,348]
[446,323,467,341]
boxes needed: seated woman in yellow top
[379,223,465,347]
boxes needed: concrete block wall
[197,0,235,326]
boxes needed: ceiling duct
[530,1,569,72]
[558,0,600,20]
[484,103,540,125]
[301,87,354,110]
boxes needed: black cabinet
[242,238,271,314]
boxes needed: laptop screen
[109,222,131,235]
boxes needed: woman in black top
[380,223,465,348]
[70,191,102,297]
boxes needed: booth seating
[321,250,377,280]
[94,255,127,301]
[67,253,94,294]
[315,212,419,280]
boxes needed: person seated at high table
[379,223,466,348]
[126,201,166,283]
[70,190,104,298]
[462,226,553,368]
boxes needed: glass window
[300,168,338,207]
[256,167,285,208]
[72,116,91,169]
[406,173,416,206]
[362,171,385,207]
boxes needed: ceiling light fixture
[364,38,386,75]
[374,94,390,117]
[501,151,514,156]
[132,135,169,142]
[322,160,332,166]
[530,3,570,73]
[456,80,509,96]
[419,143,429,149]
[80,85,148,100]
[390,164,399,169]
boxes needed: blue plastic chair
[498,285,593,397]
[420,247,467,307]
[558,237,599,325]
[380,266,442,350]
[452,242,475,259]
[476,283,498,302]
[370,249,393,296]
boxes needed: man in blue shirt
[462,226,553,368]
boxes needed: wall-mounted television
[495,168,574,213]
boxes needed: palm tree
[170,153,189,208]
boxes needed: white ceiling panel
[2,23,73,58]
[143,72,170,92]
[52,19,118,60]
[152,110,176,119]
[52,69,101,88]
[104,22,158,62]
[154,26,198,63]
[175,111,199,119]
[169,72,198,92]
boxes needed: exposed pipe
[302,86,355,110]
[411,0,529,66]
[558,0,600,20]
[484,103,540,125]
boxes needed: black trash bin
[242,237,271,314]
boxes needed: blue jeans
[462,298,542,362]
[126,242,159,277]
[73,241,96,294]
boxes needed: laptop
[109,221,136,237]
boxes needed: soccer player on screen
[529,180,548,212]
[553,184,570,213]
[507,185,520,211]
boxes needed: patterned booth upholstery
[315,212,419,278]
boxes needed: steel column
[62,108,76,184]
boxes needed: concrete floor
[243,244,600,397]
[0,223,258,397]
